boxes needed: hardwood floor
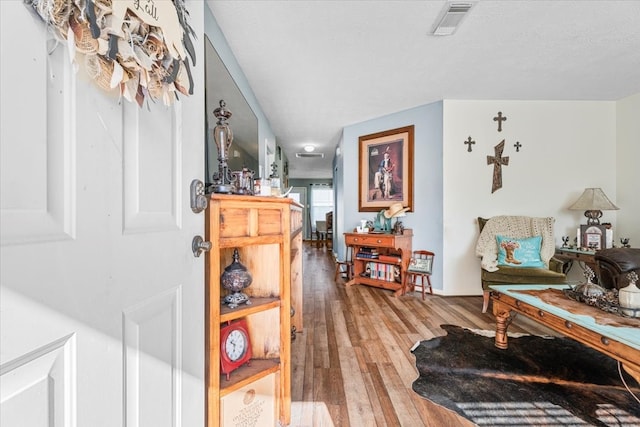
[290,242,557,427]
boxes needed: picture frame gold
[358,125,414,212]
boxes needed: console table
[554,247,598,275]
[490,284,640,384]
[344,230,412,297]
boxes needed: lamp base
[584,210,603,225]
[209,183,236,194]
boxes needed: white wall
[616,93,640,246]
[443,100,618,295]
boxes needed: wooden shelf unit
[289,203,303,333]
[205,194,302,427]
[344,230,413,296]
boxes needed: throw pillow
[408,257,433,274]
[496,235,545,268]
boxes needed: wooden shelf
[355,257,401,264]
[290,217,303,333]
[220,297,280,323]
[356,276,403,290]
[206,195,302,427]
[218,235,283,248]
[220,358,281,397]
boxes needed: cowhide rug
[411,325,640,426]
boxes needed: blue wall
[335,101,444,290]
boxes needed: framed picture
[580,224,606,250]
[358,125,414,212]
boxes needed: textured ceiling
[206,0,640,179]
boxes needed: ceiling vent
[295,152,324,158]
[431,2,475,36]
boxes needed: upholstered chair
[476,216,567,313]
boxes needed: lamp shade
[569,188,618,225]
[569,188,619,211]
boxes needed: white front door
[0,2,205,426]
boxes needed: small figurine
[393,220,404,235]
[620,237,631,248]
[561,236,570,248]
[374,209,392,233]
[571,266,605,300]
[583,266,596,284]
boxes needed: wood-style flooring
[290,242,557,427]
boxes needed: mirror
[205,36,258,186]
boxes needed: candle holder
[231,166,255,195]
[209,100,237,194]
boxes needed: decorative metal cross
[514,141,522,152]
[493,111,507,132]
[487,140,509,193]
[464,136,475,152]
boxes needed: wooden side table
[344,230,413,297]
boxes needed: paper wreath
[25,0,196,107]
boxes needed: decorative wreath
[25,0,196,107]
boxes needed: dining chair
[334,246,353,282]
[315,220,327,247]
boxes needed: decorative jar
[221,248,253,308]
[618,271,640,318]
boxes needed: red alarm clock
[220,319,252,380]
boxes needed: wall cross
[514,141,522,152]
[464,136,475,152]
[487,140,509,193]
[493,111,507,132]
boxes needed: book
[357,252,379,259]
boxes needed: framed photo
[580,224,606,250]
[358,125,414,212]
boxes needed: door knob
[192,235,212,257]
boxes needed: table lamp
[569,188,618,225]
